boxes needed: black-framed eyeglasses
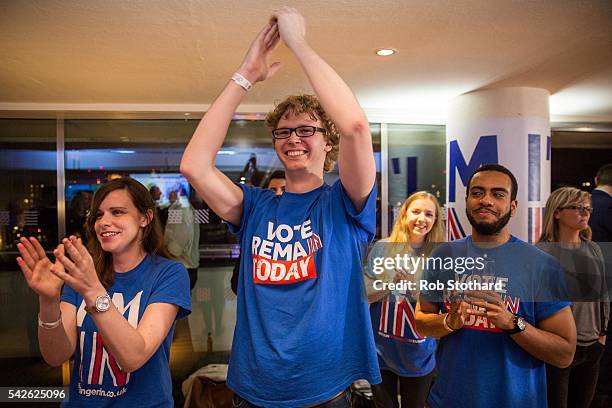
[271,126,327,140]
[559,205,593,214]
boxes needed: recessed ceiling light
[376,48,396,56]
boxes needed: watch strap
[502,314,524,335]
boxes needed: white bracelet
[443,313,457,332]
[38,313,62,330]
[231,72,253,91]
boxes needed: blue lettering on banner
[392,158,400,174]
[406,157,417,195]
[528,134,541,201]
[448,135,498,202]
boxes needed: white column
[446,87,550,243]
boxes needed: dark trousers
[232,389,351,408]
[591,332,612,408]
[187,267,198,290]
[547,342,606,408]
[371,369,434,408]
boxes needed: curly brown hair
[265,94,340,173]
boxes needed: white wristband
[38,313,62,330]
[231,73,253,91]
[443,313,457,332]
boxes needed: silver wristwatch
[85,293,111,314]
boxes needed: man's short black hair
[595,163,612,186]
[465,164,518,201]
[263,170,286,188]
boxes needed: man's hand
[465,290,515,331]
[272,7,307,51]
[446,294,470,330]
[236,21,281,84]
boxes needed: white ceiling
[1,0,611,124]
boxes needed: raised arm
[273,8,376,210]
[180,22,281,225]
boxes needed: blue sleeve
[334,180,377,242]
[60,282,79,307]
[226,184,266,241]
[534,301,571,322]
[533,254,571,321]
[149,261,192,320]
[363,240,385,279]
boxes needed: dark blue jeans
[232,389,351,408]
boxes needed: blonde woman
[365,192,444,408]
[538,187,609,408]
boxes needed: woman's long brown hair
[85,177,171,288]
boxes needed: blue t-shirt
[365,240,436,377]
[421,236,570,408]
[369,294,436,377]
[227,180,381,407]
[60,254,191,407]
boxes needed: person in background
[67,190,93,243]
[16,177,190,406]
[149,184,169,230]
[265,170,287,196]
[537,186,609,408]
[164,187,200,290]
[364,191,444,408]
[589,163,612,408]
[589,164,612,243]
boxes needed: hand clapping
[271,7,306,51]
[464,290,515,331]
[50,236,105,300]
[16,237,64,300]
[446,292,470,330]
[237,18,281,84]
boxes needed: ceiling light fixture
[376,48,396,56]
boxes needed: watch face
[95,295,111,312]
[517,317,526,330]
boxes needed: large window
[0,119,59,386]
[0,117,411,393]
[386,124,446,232]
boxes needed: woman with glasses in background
[538,187,609,408]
